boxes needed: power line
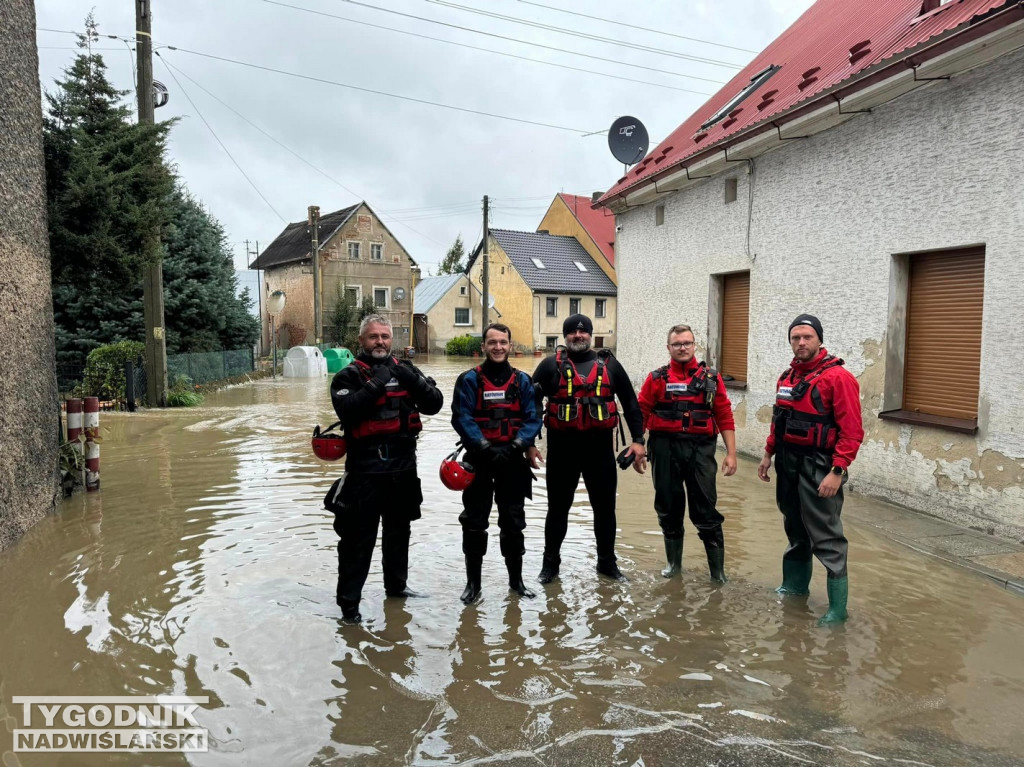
[164,45,592,133]
[158,58,447,246]
[328,0,725,84]
[156,53,287,223]
[424,0,742,69]
[261,0,709,95]
[514,0,760,55]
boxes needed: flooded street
[2,356,1024,766]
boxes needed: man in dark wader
[451,323,543,604]
[638,324,737,583]
[758,314,863,625]
[532,314,647,582]
[327,314,443,623]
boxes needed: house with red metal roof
[537,193,617,285]
[596,0,1024,536]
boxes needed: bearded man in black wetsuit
[532,314,647,582]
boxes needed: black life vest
[472,366,523,443]
[772,355,844,451]
[348,359,423,441]
[545,347,618,431]
[647,361,717,436]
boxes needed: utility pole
[309,205,321,347]
[136,0,167,407]
[481,194,489,335]
[246,240,262,355]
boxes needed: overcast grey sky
[35,0,813,274]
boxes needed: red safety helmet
[439,448,475,491]
[312,422,347,461]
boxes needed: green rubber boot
[817,576,849,625]
[776,559,812,596]
[660,536,683,578]
[705,546,727,584]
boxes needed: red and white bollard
[84,396,100,492]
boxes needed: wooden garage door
[721,271,750,382]
[903,248,985,420]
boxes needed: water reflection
[0,357,1022,765]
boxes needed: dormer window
[700,65,780,131]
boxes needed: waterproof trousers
[775,446,848,578]
[543,429,618,565]
[331,470,423,607]
[460,458,530,557]
[649,434,725,544]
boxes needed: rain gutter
[599,1,1024,212]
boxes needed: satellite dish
[608,115,649,166]
[153,80,169,109]
[393,287,406,301]
[488,295,496,308]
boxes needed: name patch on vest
[385,379,399,388]
[665,383,689,393]
[778,385,794,401]
[483,390,506,401]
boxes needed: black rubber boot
[705,545,727,584]
[597,557,626,580]
[460,530,487,604]
[339,600,362,624]
[538,552,560,584]
[660,536,683,578]
[386,587,428,598]
[505,556,536,598]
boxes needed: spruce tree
[437,234,465,275]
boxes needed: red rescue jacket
[473,366,523,443]
[544,348,618,431]
[639,358,735,437]
[348,359,423,440]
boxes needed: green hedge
[82,341,145,400]
[445,334,480,356]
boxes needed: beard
[368,346,391,359]
[567,339,591,353]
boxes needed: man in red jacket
[757,314,863,625]
[638,324,737,583]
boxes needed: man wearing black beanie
[758,314,863,626]
[531,313,647,582]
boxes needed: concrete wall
[613,48,1024,539]
[468,238,534,350]
[534,294,617,351]
[423,275,479,353]
[0,0,60,550]
[538,197,617,285]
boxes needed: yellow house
[467,229,618,352]
[537,193,617,286]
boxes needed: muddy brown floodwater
[2,357,1024,766]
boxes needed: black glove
[616,447,636,471]
[393,362,421,388]
[369,362,394,388]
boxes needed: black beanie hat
[563,313,593,336]
[788,314,823,342]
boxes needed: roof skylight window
[573,261,588,272]
[531,257,546,269]
[700,65,780,131]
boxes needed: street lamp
[267,290,286,379]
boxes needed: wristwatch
[830,465,847,476]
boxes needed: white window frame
[459,285,468,296]
[344,285,362,305]
[347,241,361,260]
[370,242,383,261]
[595,298,607,318]
[569,296,581,315]
[454,307,472,326]
[372,285,390,309]
[545,297,558,316]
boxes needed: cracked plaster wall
[614,48,1024,540]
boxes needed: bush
[167,374,204,407]
[445,334,479,356]
[82,340,145,401]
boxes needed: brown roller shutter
[903,248,984,420]
[721,272,750,382]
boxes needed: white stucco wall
[614,48,1024,538]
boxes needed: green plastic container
[324,347,355,375]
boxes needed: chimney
[538,229,549,235]
[591,191,603,204]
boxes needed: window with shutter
[721,272,750,382]
[903,248,984,421]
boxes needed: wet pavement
[2,356,1024,766]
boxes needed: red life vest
[772,355,844,451]
[472,366,523,444]
[647,362,718,436]
[348,359,423,441]
[545,348,618,432]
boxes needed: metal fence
[167,348,255,386]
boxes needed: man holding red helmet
[327,314,443,623]
[451,323,542,604]
[758,314,863,625]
